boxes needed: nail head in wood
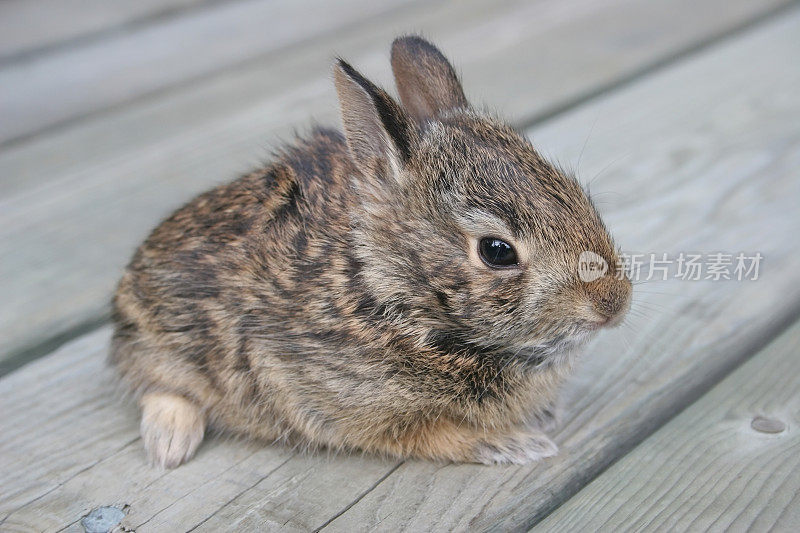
[750,416,786,434]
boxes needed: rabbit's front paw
[471,429,558,465]
[140,392,205,469]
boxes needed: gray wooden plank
[320,10,800,531]
[1,8,799,532]
[0,0,418,145]
[0,0,789,371]
[0,0,210,63]
[535,319,800,532]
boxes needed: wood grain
[1,8,800,531]
[0,0,789,369]
[0,0,417,145]
[0,0,209,63]
[535,319,800,532]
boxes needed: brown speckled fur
[110,36,631,468]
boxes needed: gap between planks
[514,0,800,130]
[528,301,800,530]
[534,316,800,531]
[0,0,230,67]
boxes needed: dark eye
[479,237,518,268]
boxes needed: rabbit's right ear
[391,36,469,123]
[334,59,416,181]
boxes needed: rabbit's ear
[391,36,469,123]
[334,59,416,179]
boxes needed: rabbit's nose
[589,276,632,327]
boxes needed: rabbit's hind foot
[140,392,206,469]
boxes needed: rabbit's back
[110,129,358,422]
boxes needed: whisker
[575,117,598,174]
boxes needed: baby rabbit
[110,36,631,468]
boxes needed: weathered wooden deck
[1,1,799,531]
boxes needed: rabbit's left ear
[334,59,416,181]
[391,36,469,123]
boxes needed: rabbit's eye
[479,238,518,268]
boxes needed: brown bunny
[110,36,631,468]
